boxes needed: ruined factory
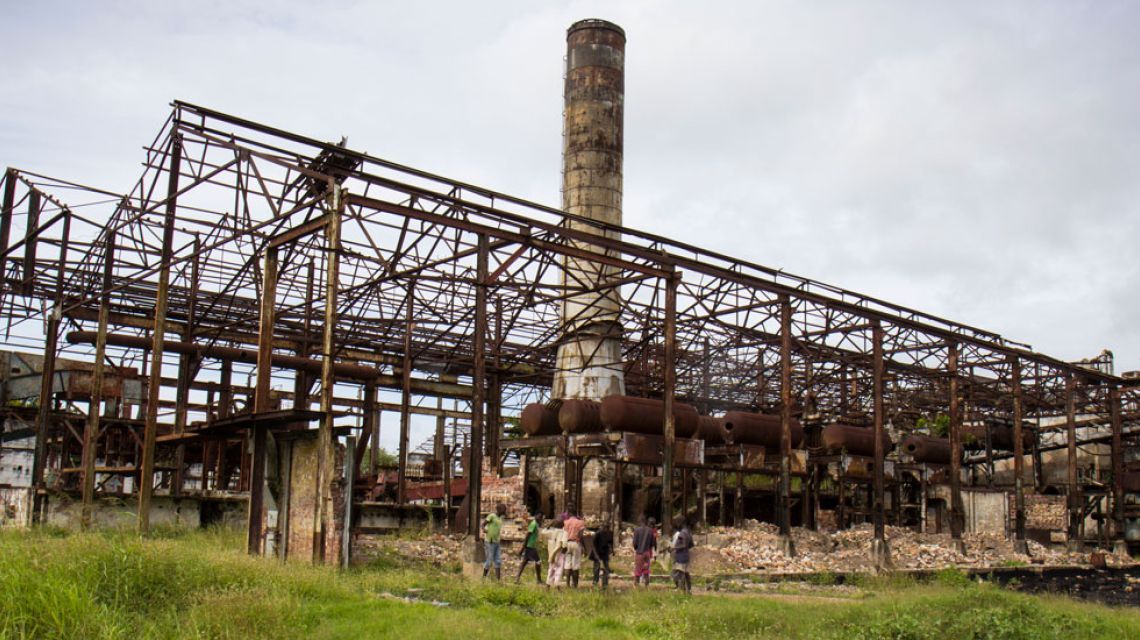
[0,20,1137,572]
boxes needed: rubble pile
[354,533,460,568]
[355,515,1130,576]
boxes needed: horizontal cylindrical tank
[698,415,727,445]
[821,423,893,457]
[521,403,561,436]
[961,423,1033,451]
[899,435,952,464]
[599,395,699,438]
[721,411,803,449]
[559,398,603,434]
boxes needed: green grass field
[1,527,1137,639]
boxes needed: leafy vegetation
[0,527,1137,639]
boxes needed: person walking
[632,516,657,588]
[542,517,567,588]
[670,516,694,594]
[562,510,586,588]
[482,503,507,580]
[590,520,614,589]
[515,512,544,584]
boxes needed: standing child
[590,521,614,589]
[562,510,586,588]
[542,518,567,588]
[482,503,507,580]
[515,512,544,584]
[670,517,694,594]
[631,516,657,587]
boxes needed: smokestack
[553,19,626,401]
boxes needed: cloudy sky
[2,1,1138,378]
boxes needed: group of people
[481,504,695,593]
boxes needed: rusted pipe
[697,415,727,444]
[899,434,951,465]
[521,402,561,436]
[559,398,603,434]
[821,423,892,457]
[962,422,1032,451]
[65,331,473,397]
[599,395,698,437]
[722,410,803,449]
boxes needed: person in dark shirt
[515,512,543,584]
[631,516,657,587]
[671,516,694,594]
[590,521,614,589]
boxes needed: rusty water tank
[520,403,561,436]
[721,411,803,449]
[559,398,604,434]
[697,415,727,445]
[961,422,1034,451]
[821,423,892,457]
[599,395,699,437]
[899,434,952,464]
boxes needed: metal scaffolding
[1,101,1137,561]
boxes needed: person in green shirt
[482,503,507,580]
[514,512,544,584]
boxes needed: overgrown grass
[0,527,1137,639]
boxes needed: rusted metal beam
[138,134,182,534]
[248,245,277,556]
[1110,386,1125,550]
[1065,372,1081,550]
[948,342,965,552]
[872,321,887,553]
[314,188,342,563]
[466,234,488,537]
[1010,355,1027,553]
[397,280,414,506]
[80,232,115,530]
[777,295,794,553]
[662,269,678,537]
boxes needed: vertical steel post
[314,192,342,563]
[871,321,888,563]
[30,306,59,525]
[31,203,67,526]
[342,435,355,569]
[81,231,115,530]
[248,246,278,555]
[1065,372,1081,550]
[0,169,14,257]
[397,279,414,505]
[22,190,40,293]
[358,384,377,476]
[948,342,965,552]
[1110,386,1126,553]
[661,269,678,537]
[1010,356,1028,553]
[138,133,182,534]
[466,234,489,536]
[778,295,795,555]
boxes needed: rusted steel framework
[1,102,1138,555]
